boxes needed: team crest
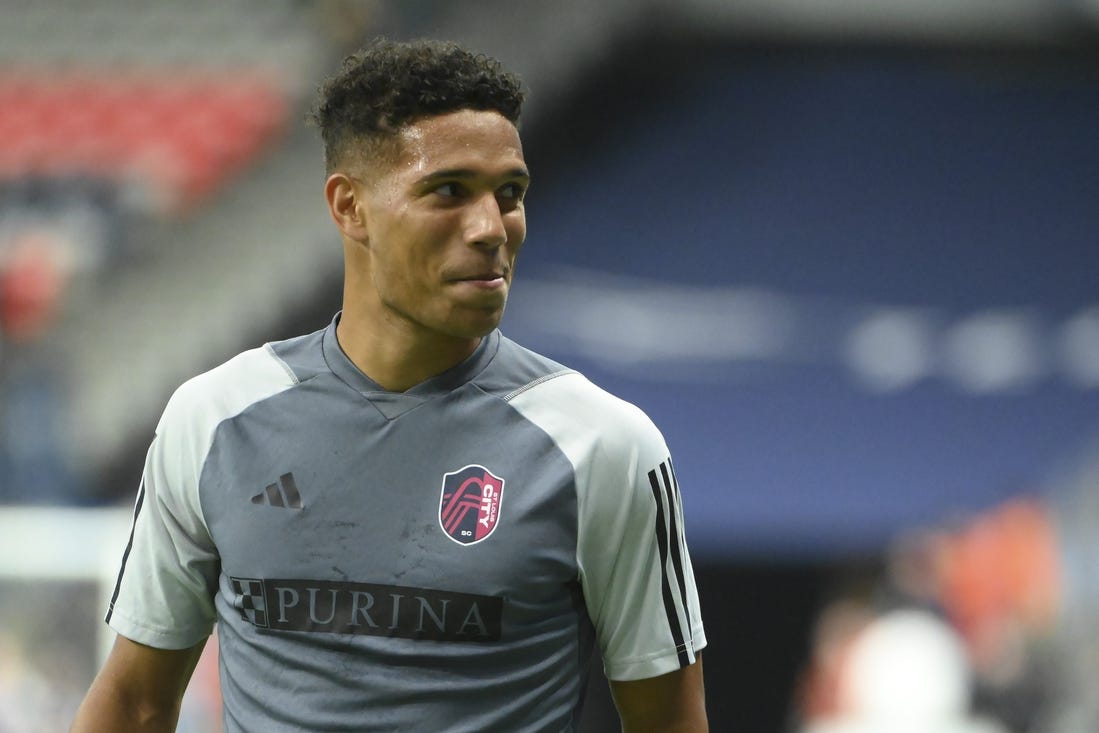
[439,464,505,545]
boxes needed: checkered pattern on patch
[230,576,269,628]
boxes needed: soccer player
[71,39,707,732]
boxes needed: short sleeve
[507,372,707,681]
[105,382,222,649]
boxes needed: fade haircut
[309,38,525,173]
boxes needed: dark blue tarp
[507,48,1099,558]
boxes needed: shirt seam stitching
[501,369,578,402]
[264,342,301,385]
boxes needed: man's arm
[70,635,206,732]
[610,655,708,733]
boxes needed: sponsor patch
[438,464,505,545]
[230,576,270,628]
[228,577,503,641]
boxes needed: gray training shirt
[106,315,706,732]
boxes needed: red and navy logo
[439,464,505,546]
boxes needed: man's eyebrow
[418,167,531,184]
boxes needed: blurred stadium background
[0,1,1097,731]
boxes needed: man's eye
[498,183,526,201]
[434,182,465,197]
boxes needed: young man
[72,39,707,732]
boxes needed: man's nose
[465,193,508,249]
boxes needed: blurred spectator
[794,439,1099,733]
[800,608,1007,733]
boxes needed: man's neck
[335,311,481,393]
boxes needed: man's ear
[324,173,369,241]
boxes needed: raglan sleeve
[104,379,221,650]
[574,392,707,682]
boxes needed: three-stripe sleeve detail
[105,479,146,623]
[660,461,691,637]
[648,460,693,667]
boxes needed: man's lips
[453,271,505,281]
[449,272,508,290]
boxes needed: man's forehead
[394,109,525,170]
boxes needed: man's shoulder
[475,334,575,398]
[157,332,317,438]
[491,336,663,450]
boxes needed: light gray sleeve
[509,372,707,681]
[106,345,295,649]
[105,428,219,649]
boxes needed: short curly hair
[309,38,526,173]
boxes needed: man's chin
[444,309,506,340]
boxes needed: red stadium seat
[0,70,290,213]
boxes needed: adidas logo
[251,472,303,509]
